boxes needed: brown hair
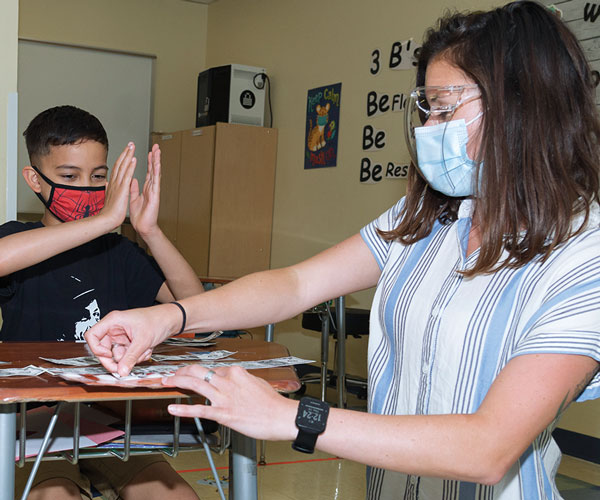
[382,1,600,277]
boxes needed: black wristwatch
[292,396,330,454]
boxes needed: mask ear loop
[442,106,484,190]
[437,85,472,190]
[440,103,461,190]
[31,166,62,221]
[465,110,485,167]
[465,112,484,127]
[466,111,485,196]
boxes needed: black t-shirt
[0,221,165,341]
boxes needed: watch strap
[292,396,329,454]
[292,428,319,454]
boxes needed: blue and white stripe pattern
[360,198,600,500]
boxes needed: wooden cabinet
[152,123,278,278]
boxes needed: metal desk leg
[260,323,274,465]
[0,404,17,500]
[264,323,274,343]
[229,431,257,500]
[335,296,347,409]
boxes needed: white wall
[0,0,19,224]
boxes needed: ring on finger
[203,369,216,384]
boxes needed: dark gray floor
[557,474,600,499]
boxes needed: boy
[0,106,201,499]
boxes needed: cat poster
[304,82,342,169]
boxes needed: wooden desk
[0,339,300,500]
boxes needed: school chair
[301,297,369,407]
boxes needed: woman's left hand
[129,144,161,237]
[163,364,299,441]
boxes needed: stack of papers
[150,349,236,362]
[161,330,224,347]
[0,350,313,389]
[44,355,313,388]
[39,356,100,367]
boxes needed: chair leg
[319,312,330,402]
[259,440,266,465]
[264,323,274,343]
[335,296,347,409]
[258,324,275,465]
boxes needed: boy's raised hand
[129,144,161,237]
[100,143,137,229]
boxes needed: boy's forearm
[0,215,116,277]
[140,228,204,300]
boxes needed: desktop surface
[0,338,301,404]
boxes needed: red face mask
[32,166,106,223]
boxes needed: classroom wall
[0,0,19,225]
[204,0,498,379]
[18,0,209,133]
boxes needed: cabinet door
[176,127,216,276]
[209,123,278,278]
[152,132,182,245]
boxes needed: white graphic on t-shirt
[73,289,94,300]
[74,299,101,341]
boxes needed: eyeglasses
[404,84,482,168]
[410,84,481,123]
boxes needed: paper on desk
[0,365,46,377]
[151,350,237,362]
[47,365,188,388]
[201,356,313,370]
[39,356,100,367]
[162,330,223,347]
[38,350,234,367]
[160,340,216,348]
[15,405,124,460]
[49,356,314,388]
[45,365,185,378]
[0,360,10,365]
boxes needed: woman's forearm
[314,408,509,485]
[176,233,382,334]
[178,267,309,333]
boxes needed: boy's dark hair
[23,105,109,163]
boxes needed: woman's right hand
[85,302,179,376]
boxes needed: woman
[86,2,600,498]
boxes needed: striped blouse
[360,198,600,500]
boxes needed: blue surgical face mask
[414,113,483,197]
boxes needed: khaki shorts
[15,455,166,500]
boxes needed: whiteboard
[17,39,154,214]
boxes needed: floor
[167,439,366,500]
[162,384,600,500]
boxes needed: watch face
[296,398,329,433]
